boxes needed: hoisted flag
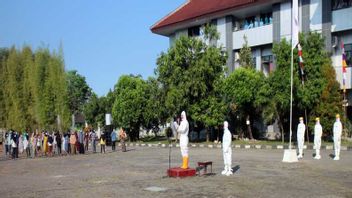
[342,41,347,93]
[292,0,299,49]
[298,44,305,84]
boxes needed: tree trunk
[206,127,210,143]
[278,118,284,143]
[246,115,254,140]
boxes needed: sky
[0,0,185,96]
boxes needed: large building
[151,0,352,110]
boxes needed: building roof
[151,0,258,34]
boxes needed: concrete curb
[127,143,352,151]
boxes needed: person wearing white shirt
[333,114,342,161]
[177,111,189,169]
[314,117,322,159]
[297,117,306,159]
[222,121,233,176]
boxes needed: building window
[234,13,273,31]
[332,0,352,10]
[188,26,200,37]
[345,44,352,67]
[261,55,273,76]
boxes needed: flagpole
[289,47,294,149]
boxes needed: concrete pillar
[322,0,332,53]
[272,3,281,43]
[225,15,234,72]
[301,0,311,33]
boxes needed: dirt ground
[0,146,351,198]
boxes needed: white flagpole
[289,48,294,149]
[283,0,299,162]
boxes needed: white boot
[297,150,303,159]
[334,150,340,160]
[221,166,227,175]
[225,168,233,176]
[314,150,321,159]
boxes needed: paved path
[0,146,351,198]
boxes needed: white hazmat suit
[177,111,189,169]
[297,118,306,159]
[314,119,322,159]
[333,116,342,161]
[222,121,233,176]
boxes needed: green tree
[83,93,101,126]
[112,75,147,141]
[224,68,265,139]
[1,46,71,131]
[256,39,293,142]
[66,70,92,125]
[142,77,165,136]
[155,35,227,141]
[238,35,254,69]
[0,48,9,128]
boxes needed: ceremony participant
[48,133,54,157]
[36,133,42,156]
[31,132,37,158]
[43,132,48,156]
[5,131,11,156]
[100,133,106,153]
[333,114,342,160]
[119,128,127,152]
[314,118,322,159]
[18,132,24,154]
[56,132,62,155]
[23,131,30,158]
[84,130,89,151]
[222,121,233,176]
[11,131,19,159]
[177,111,189,169]
[297,117,306,159]
[90,130,97,153]
[111,129,117,151]
[70,132,77,155]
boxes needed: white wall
[332,7,352,32]
[217,17,227,48]
[280,2,292,41]
[309,0,322,31]
[233,24,273,50]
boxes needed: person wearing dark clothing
[111,130,117,151]
[84,131,89,151]
[48,135,54,157]
[56,132,62,155]
[11,132,19,159]
[90,130,97,153]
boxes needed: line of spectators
[3,128,127,160]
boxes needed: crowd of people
[2,128,127,160]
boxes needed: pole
[289,48,294,149]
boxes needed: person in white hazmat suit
[333,114,342,161]
[176,111,189,169]
[297,117,306,159]
[222,121,233,176]
[314,117,322,160]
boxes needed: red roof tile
[151,0,256,32]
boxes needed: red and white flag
[298,44,305,84]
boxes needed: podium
[167,167,196,178]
